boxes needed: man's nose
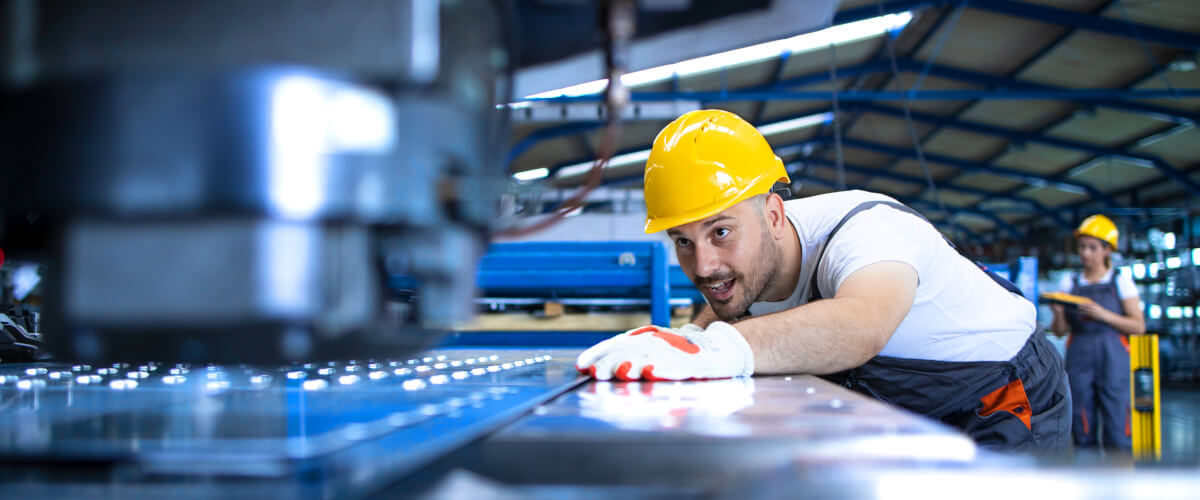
[694,241,721,277]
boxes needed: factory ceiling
[506,0,1200,245]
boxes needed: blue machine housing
[980,256,1039,301]
[391,241,711,347]
[477,241,672,326]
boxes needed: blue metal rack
[391,241,710,342]
[389,242,691,328]
[670,265,705,306]
[393,242,714,347]
[477,241,672,327]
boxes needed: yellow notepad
[1039,292,1092,307]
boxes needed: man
[576,109,1071,454]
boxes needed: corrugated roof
[508,0,1200,244]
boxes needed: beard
[702,224,783,322]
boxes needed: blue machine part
[393,242,679,328]
[478,243,669,316]
[440,331,621,348]
[670,266,706,305]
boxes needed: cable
[829,41,845,190]
[910,1,969,93]
[494,0,633,238]
[876,0,966,246]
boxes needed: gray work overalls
[812,201,1073,455]
[1065,270,1132,450]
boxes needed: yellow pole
[1130,334,1162,461]
[1151,334,1161,461]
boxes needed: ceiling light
[512,168,550,182]
[551,112,831,179]
[757,112,834,136]
[1168,58,1197,72]
[524,12,914,100]
[555,150,652,179]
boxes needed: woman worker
[1050,215,1146,452]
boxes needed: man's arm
[733,261,918,375]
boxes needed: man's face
[667,197,783,322]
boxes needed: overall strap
[808,200,1026,301]
[1108,267,1124,306]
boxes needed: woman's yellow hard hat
[1075,214,1118,248]
[642,110,789,233]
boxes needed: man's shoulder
[785,191,928,233]
[782,189,896,212]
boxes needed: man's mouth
[706,278,736,302]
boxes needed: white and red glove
[575,322,754,381]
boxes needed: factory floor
[1162,386,1200,465]
[1066,386,1199,465]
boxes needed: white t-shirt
[747,190,1036,362]
[1056,268,1139,300]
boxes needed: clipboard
[1039,292,1092,308]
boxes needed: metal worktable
[0,345,975,498]
[0,347,1196,499]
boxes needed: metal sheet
[0,349,583,498]
[406,466,1200,500]
[474,375,980,487]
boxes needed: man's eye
[675,238,691,247]
[714,228,730,238]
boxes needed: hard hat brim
[644,170,788,233]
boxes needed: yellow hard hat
[1075,214,1118,248]
[642,109,789,233]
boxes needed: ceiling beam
[515,59,1200,125]
[865,0,1116,192]
[809,136,1124,208]
[798,174,1020,240]
[839,0,1200,52]
[800,158,1071,228]
[853,103,1200,197]
[527,87,1200,104]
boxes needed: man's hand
[575,322,754,381]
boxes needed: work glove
[575,322,754,381]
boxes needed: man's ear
[765,193,787,239]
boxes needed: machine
[0,0,511,364]
[0,0,811,365]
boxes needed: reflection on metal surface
[870,468,1200,500]
[474,375,980,490]
[499,375,972,452]
[578,379,755,431]
[0,349,580,497]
